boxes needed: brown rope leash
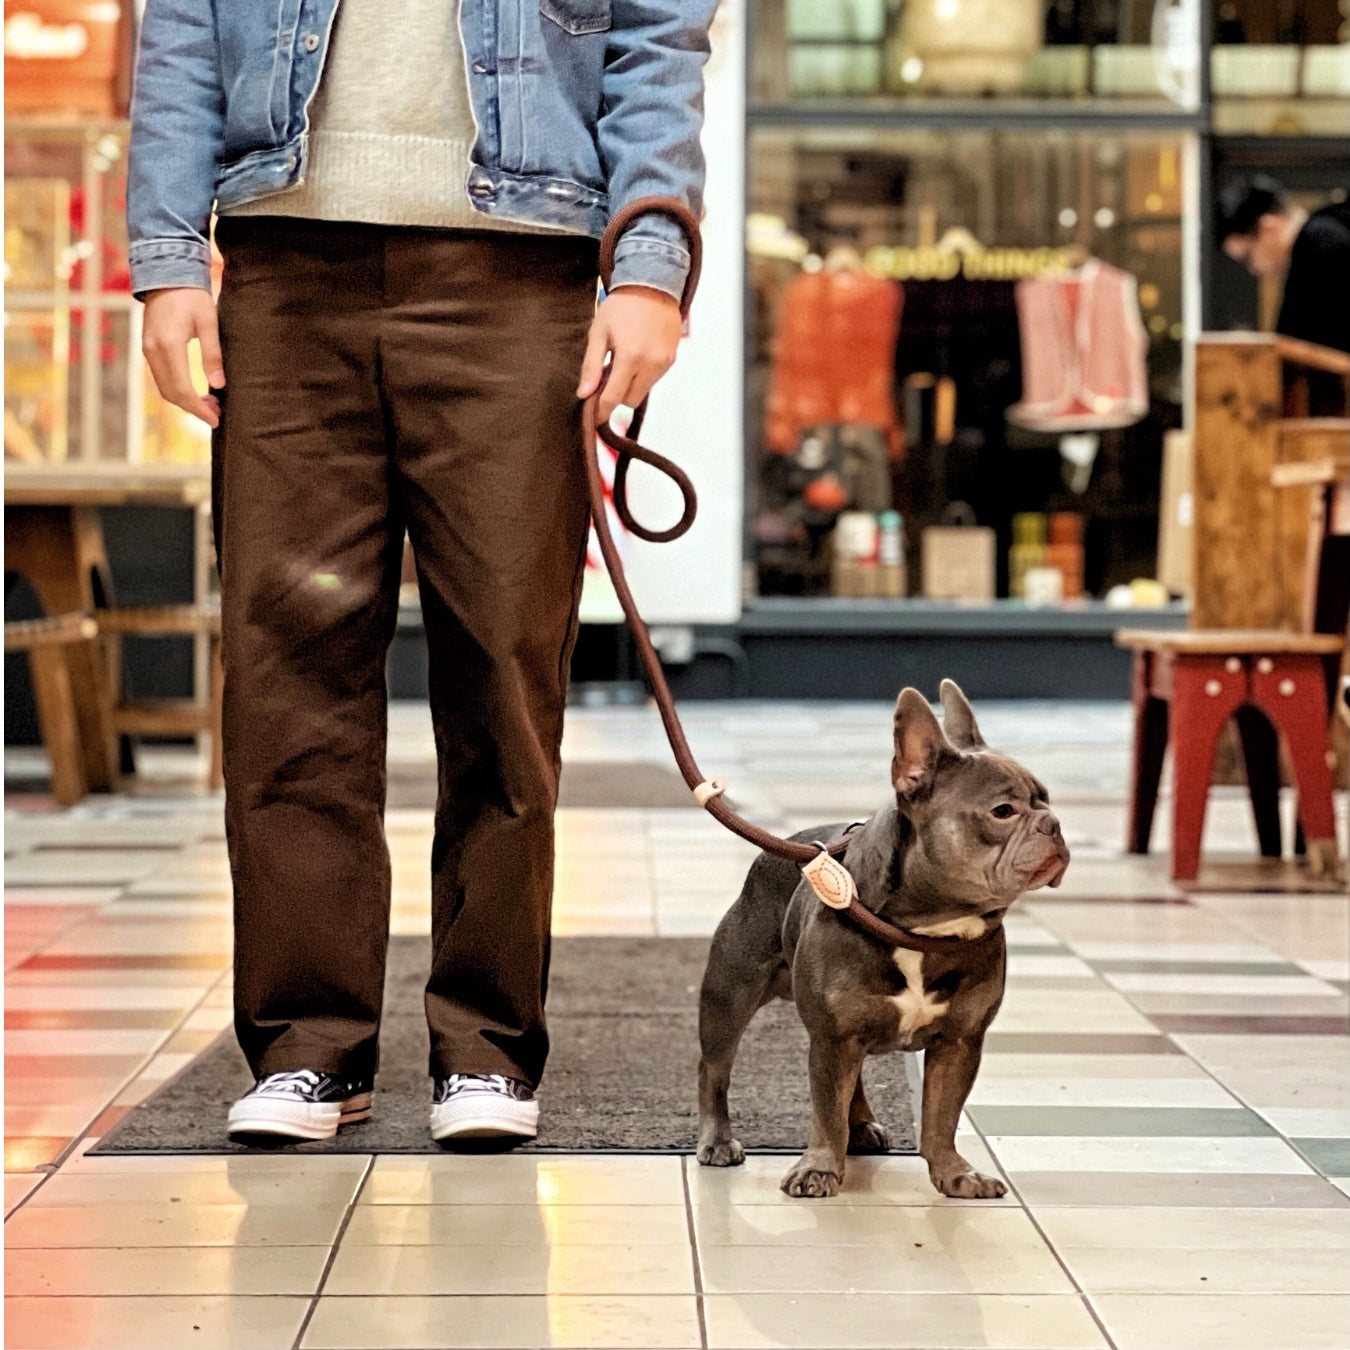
[589,198,1000,956]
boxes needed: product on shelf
[830,509,880,598]
[878,510,907,598]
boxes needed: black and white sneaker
[430,1073,538,1142]
[227,1070,373,1142]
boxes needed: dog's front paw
[848,1121,891,1154]
[931,1168,1007,1199]
[781,1159,843,1198]
[697,1137,745,1168]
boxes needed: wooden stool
[4,612,102,805]
[1116,630,1344,881]
[95,604,223,789]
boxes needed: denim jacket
[126,0,714,301]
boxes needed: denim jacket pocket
[540,0,611,35]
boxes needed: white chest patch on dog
[891,949,949,1036]
[909,916,988,940]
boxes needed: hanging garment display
[1008,260,1149,432]
[764,256,903,456]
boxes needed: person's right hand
[142,287,226,428]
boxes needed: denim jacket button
[302,32,319,51]
[285,155,298,170]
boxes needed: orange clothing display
[764,268,903,455]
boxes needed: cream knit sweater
[218,0,563,233]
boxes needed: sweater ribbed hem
[217,130,572,235]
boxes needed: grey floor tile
[967,1106,1277,1137]
[1014,1170,1350,1207]
[1292,1138,1350,1177]
[982,1033,1183,1055]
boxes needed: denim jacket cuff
[607,234,691,307]
[128,238,213,302]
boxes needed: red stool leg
[1127,651,1169,855]
[1252,655,1339,876]
[1169,656,1247,882]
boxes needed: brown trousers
[211,215,599,1088]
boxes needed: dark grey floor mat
[92,936,919,1155]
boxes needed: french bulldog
[696,679,1070,1199]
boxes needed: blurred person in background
[1217,175,1350,355]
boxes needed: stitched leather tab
[802,848,857,910]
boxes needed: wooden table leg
[27,644,90,806]
[4,505,119,791]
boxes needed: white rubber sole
[430,1094,539,1142]
[228,1091,372,1142]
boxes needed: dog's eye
[991,804,1017,819]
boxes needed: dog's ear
[892,688,953,797]
[939,678,987,751]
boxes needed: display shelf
[5,291,138,309]
[740,597,1190,636]
[747,101,1208,129]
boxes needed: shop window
[747,127,1191,603]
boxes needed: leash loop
[594,373,698,544]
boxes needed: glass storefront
[745,0,1348,608]
[3,0,1346,621]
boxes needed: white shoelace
[256,1069,324,1097]
[436,1073,529,1103]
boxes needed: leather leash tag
[802,849,857,910]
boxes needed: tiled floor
[5,700,1349,1350]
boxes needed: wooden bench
[4,613,101,805]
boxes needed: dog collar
[803,844,1002,955]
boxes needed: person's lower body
[211,215,598,1141]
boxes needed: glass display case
[4,119,218,465]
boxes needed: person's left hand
[577,285,683,424]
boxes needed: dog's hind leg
[696,922,785,1167]
[847,1071,891,1154]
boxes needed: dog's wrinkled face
[890,680,1070,911]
